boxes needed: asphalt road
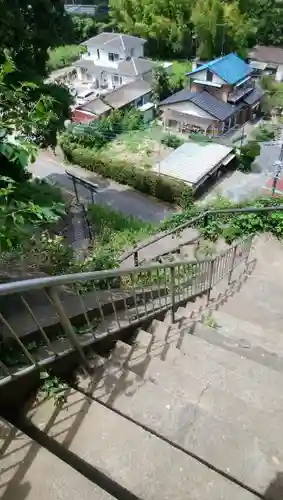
[30,151,174,223]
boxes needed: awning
[250,61,267,70]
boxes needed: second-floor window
[109,52,119,62]
[206,70,213,82]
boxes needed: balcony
[227,85,254,104]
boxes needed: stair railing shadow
[161,258,257,352]
[0,419,35,500]
[264,472,283,500]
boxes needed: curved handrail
[122,205,283,265]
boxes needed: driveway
[30,150,174,223]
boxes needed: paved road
[30,151,174,223]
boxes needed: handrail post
[203,213,209,227]
[170,267,176,323]
[47,287,91,372]
[228,245,237,285]
[134,251,139,267]
[207,259,215,304]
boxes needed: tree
[152,65,172,103]
[109,0,193,59]
[244,0,283,47]
[239,141,261,173]
[191,0,255,60]
[0,0,74,78]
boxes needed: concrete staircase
[2,234,283,499]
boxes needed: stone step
[0,417,113,500]
[25,388,256,500]
[193,311,283,372]
[75,345,282,496]
[136,324,283,412]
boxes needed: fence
[0,235,252,387]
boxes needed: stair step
[75,347,283,495]
[135,324,283,412]
[25,388,256,500]
[192,312,283,373]
[0,417,114,500]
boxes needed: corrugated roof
[243,88,264,105]
[187,53,252,85]
[82,32,146,52]
[103,79,151,109]
[152,141,234,187]
[248,45,283,65]
[160,90,236,121]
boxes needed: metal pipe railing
[0,235,253,387]
[123,205,283,266]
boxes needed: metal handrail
[123,205,283,266]
[0,234,253,386]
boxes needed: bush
[238,140,261,173]
[67,108,144,149]
[61,142,193,209]
[252,124,278,142]
[161,134,184,149]
[47,45,86,72]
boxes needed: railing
[0,235,252,387]
[124,205,283,266]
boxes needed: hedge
[62,143,193,209]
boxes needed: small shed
[153,141,235,193]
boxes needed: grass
[100,123,173,168]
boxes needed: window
[206,70,213,82]
[136,97,143,107]
[97,49,100,59]
[108,52,119,62]
[113,75,122,84]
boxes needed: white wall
[275,64,283,82]
[192,69,225,85]
[82,44,144,67]
[169,101,214,120]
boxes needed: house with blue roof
[159,53,264,137]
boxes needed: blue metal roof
[187,53,252,85]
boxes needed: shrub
[61,143,194,209]
[238,140,261,173]
[47,45,86,72]
[161,134,184,149]
[252,124,278,142]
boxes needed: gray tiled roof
[160,90,236,121]
[118,57,154,76]
[243,88,264,105]
[248,45,283,65]
[83,32,146,52]
[103,79,151,109]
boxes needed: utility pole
[216,24,225,57]
[272,143,283,196]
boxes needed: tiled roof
[82,32,146,52]
[118,57,154,76]
[187,53,252,85]
[248,45,283,65]
[243,88,264,105]
[103,79,151,109]
[160,90,236,121]
[80,98,111,116]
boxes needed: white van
[76,90,95,106]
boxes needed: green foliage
[61,142,194,209]
[169,60,192,90]
[47,45,87,72]
[0,0,74,78]
[0,177,65,252]
[152,65,172,103]
[163,195,283,244]
[251,124,277,142]
[161,134,184,149]
[71,15,99,43]
[238,140,261,173]
[67,108,144,150]
[39,371,68,406]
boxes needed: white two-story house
[73,32,156,91]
